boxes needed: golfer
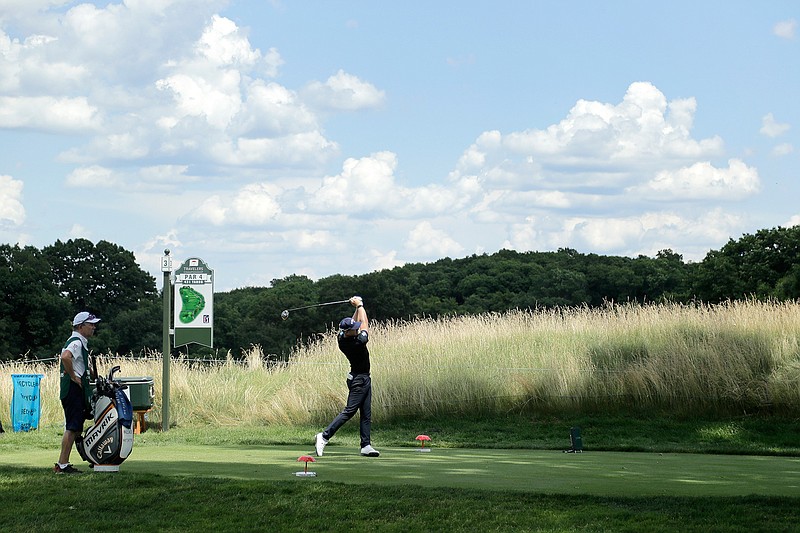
[315,296,380,457]
[54,311,100,474]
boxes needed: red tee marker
[297,455,316,474]
[415,434,431,451]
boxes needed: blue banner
[11,374,44,432]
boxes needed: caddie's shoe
[54,463,81,474]
[360,445,380,457]
[315,433,328,457]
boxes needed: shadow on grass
[2,464,800,532]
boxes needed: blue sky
[0,1,797,291]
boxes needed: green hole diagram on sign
[179,286,205,324]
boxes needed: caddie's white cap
[73,312,101,326]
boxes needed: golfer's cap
[339,317,361,331]
[73,312,101,326]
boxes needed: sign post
[173,257,214,349]
[161,249,172,432]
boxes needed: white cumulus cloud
[0,174,25,227]
[0,96,100,132]
[301,69,386,111]
[191,182,282,226]
[1,0,778,292]
[236,80,318,136]
[65,165,120,188]
[771,143,794,157]
[628,159,760,201]
[760,113,790,138]
[368,249,404,272]
[196,14,262,67]
[505,208,742,260]
[228,183,282,225]
[404,221,464,258]
[156,71,243,130]
[774,19,797,39]
[210,131,338,167]
[451,82,724,192]
[308,151,469,218]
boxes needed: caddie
[54,311,100,474]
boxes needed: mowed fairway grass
[3,439,800,497]
[3,426,800,532]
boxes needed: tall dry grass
[2,300,799,429]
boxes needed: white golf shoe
[360,444,380,457]
[315,433,328,456]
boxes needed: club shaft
[286,299,349,312]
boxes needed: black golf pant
[322,373,372,448]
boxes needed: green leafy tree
[43,238,157,318]
[635,249,691,302]
[581,254,639,305]
[215,275,324,358]
[39,238,159,355]
[693,227,800,302]
[774,264,800,300]
[97,297,163,355]
[0,244,70,359]
[533,266,590,307]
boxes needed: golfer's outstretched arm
[351,296,368,331]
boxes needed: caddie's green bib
[59,336,92,409]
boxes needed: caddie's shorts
[61,381,85,432]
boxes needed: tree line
[2,226,799,362]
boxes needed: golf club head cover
[356,330,369,344]
[115,387,133,429]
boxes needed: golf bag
[76,364,134,466]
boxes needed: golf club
[280,299,351,320]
